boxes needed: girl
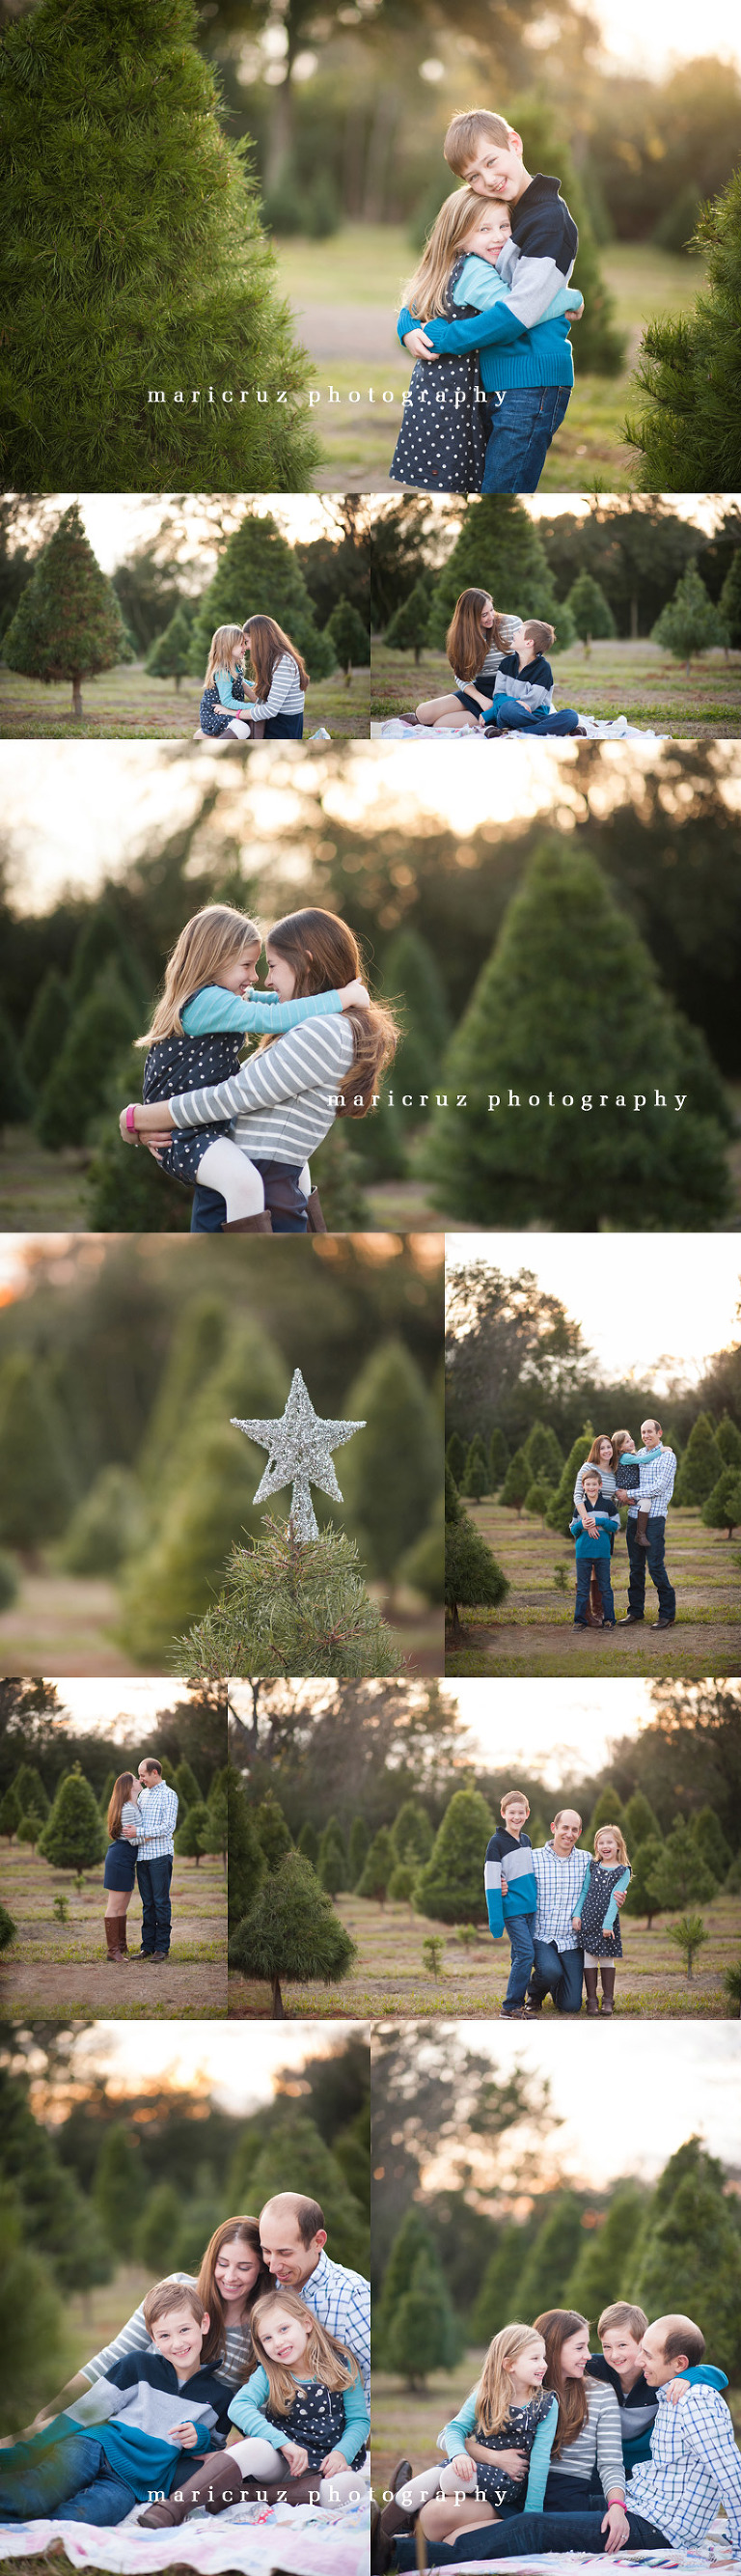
[391,191,582,495]
[122,906,399,1235]
[125,902,369,1233]
[396,2324,558,2550]
[241,614,308,738]
[140,2288,371,2527]
[199,627,264,741]
[411,592,521,731]
[102,1773,140,1964]
[572,1824,631,2017]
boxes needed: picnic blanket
[373,717,670,743]
[0,2498,368,2576]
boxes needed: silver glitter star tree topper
[232,1368,367,1541]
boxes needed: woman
[23,2219,270,2438]
[573,1433,625,1625]
[102,1773,141,1965]
[121,907,399,1234]
[241,615,308,739]
[411,594,520,732]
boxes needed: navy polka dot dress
[468,2394,553,2507]
[262,2380,366,2471]
[143,1006,242,1186]
[200,673,246,736]
[390,258,491,494]
[579,1859,627,1959]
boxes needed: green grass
[370,637,741,736]
[446,1497,741,1677]
[0,656,370,741]
[272,227,707,489]
[0,1840,227,2017]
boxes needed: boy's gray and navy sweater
[398,174,579,388]
[585,2358,728,2474]
[570,1509,620,1562]
[65,2350,232,2500]
[484,651,555,715]
[484,1825,536,1938]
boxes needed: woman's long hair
[107,1773,137,1841]
[242,615,309,697]
[137,904,261,1046]
[204,625,246,688]
[446,589,509,684]
[402,185,484,319]
[249,2285,357,2416]
[534,2310,590,2455]
[265,907,399,1120]
[475,2323,547,2436]
[197,2218,269,2370]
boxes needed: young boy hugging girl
[570,1470,619,1627]
[484,1789,536,2018]
[586,2302,728,2490]
[482,621,585,737]
[0,2284,231,2528]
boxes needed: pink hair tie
[125,1104,137,1134]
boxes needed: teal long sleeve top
[228,2365,370,2465]
[437,2387,558,2509]
[181,983,343,1039]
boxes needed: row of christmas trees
[386,520,741,673]
[447,1407,741,1541]
[0,1752,227,1878]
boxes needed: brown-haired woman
[413,591,518,730]
[531,2310,627,2545]
[241,616,309,738]
[102,1772,141,1964]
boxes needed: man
[260,2191,370,2401]
[383,2313,741,2565]
[135,1759,178,1963]
[525,1809,589,2014]
[616,1416,677,1630]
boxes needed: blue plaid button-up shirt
[136,1781,178,1860]
[298,2249,370,2404]
[629,2382,741,2554]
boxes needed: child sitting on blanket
[390,2322,558,2548]
[482,621,585,736]
[199,625,264,740]
[138,2288,370,2526]
[405,590,521,731]
[572,1823,631,2017]
[0,2284,232,2528]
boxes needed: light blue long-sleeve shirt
[181,983,343,1039]
[228,2364,370,2465]
[437,2386,558,2508]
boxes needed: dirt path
[447,1617,741,1677]
[3,1958,227,2016]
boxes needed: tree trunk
[71,677,83,717]
[630,596,639,639]
[272,1974,285,2018]
[264,78,293,194]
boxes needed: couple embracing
[103,1756,178,1965]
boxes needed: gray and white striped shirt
[170,1014,356,1166]
[548,2378,625,2502]
[251,652,305,723]
[85,2276,252,2393]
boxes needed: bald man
[260,2193,370,2402]
[383,2313,741,2567]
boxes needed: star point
[232,1367,366,1540]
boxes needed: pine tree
[676,1414,723,1505]
[586,1787,625,1843]
[545,1426,596,1538]
[488,1426,509,1488]
[385,579,432,661]
[632,2168,741,2374]
[715,1413,741,1468]
[139,2181,184,2276]
[469,2226,531,2341]
[414,1787,494,1925]
[227,1771,265,1933]
[388,1861,416,1904]
[425,840,732,1228]
[253,1787,293,1870]
[39,1766,105,1874]
[391,1801,433,1869]
[0,1352,77,1550]
[207,1783,228,1870]
[3,506,127,716]
[174,1760,202,1812]
[231,2106,368,2275]
[518,2193,587,2315]
[0,1787,20,1842]
[0,0,319,493]
[0,2188,70,2433]
[524,1478,550,1518]
[446,1432,466,1486]
[297,1817,319,1868]
[523,1421,563,1484]
[94,2124,140,2248]
[566,2185,645,2326]
[137,1294,232,1491]
[623,1835,665,1927]
[719,547,741,648]
[628,167,741,490]
[501,1446,531,1513]
[446,1514,508,1641]
[691,1805,732,1878]
[387,2252,459,2389]
[668,1912,709,1980]
[461,1441,487,1502]
[426,498,563,649]
[12,1764,50,1821]
[118,1322,288,1663]
[0,1901,17,1947]
[382,928,451,1102]
[20,969,70,1097]
[622,1791,662,1848]
[176,1516,402,1679]
[0,1010,34,1127]
[36,962,142,1149]
[175,1798,214,1863]
[565,571,618,652]
[446,1460,462,1522]
[702,1468,741,1537]
[324,598,370,679]
[190,510,328,676]
[145,604,195,691]
[318,1814,349,1895]
[348,1814,370,1885]
[341,1337,442,1588]
[58,1463,147,1575]
[16,1814,41,1848]
[646,1820,715,1912]
[228,1848,357,2017]
[651,566,720,674]
[356,1824,395,1904]
[376,2206,440,2358]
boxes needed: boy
[484,1788,537,2017]
[570,1469,619,1628]
[401,107,579,492]
[0,2284,232,2528]
[481,621,584,737]
[586,2302,729,2488]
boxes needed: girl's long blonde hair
[205,625,245,688]
[475,2323,547,2436]
[137,904,261,1046]
[263,906,399,1120]
[242,615,309,698]
[249,2286,358,2416]
[593,1824,629,1866]
[107,1773,137,1841]
[446,589,509,684]
[403,185,487,319]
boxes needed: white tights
[195,1139,312,1224]
[397,2461,481,2511]
[227,2434,369,2506]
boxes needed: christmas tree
[227,1848,357,2017]
[0,1352,77,1550]
[586,1786,625,1842]
[509,95,625,375]
[375,2207,440,2360]
[391,1800,433,1869]
[0,1902,17,1950]
[691,1805,731,1877]
[0,1011,33,1128]
[518,2192,586,2313]
[565,570,617,651]
[174,1760,202,1812]
[254,1787,293,1870]
[0,1787,20,1842]
[189,510,330,676]
[461,1437,488,1502]
[94,2125,140,2247]
[645,1820,715,1913]
[524,1478,551,1519]
[426,498,563,649]
[501,1447,531,1513]
[297,1817,319,1868]
[546,1425,596,1537]
[445,1431,466,1486]
[716,1414,741,1468]
[651,565,720,674]
[145,604,195,691]
[1,0,319,492]
[622,1790,662,1848]
[414,1787,494,1925]
[39,1765,106,1875]
[348,1814,370,1884]
[324,598,370,679]
[445,1513,508,1643]
[36,962,142,1149]
[341,1337,442,1587]
[3,506,127,716]
[59,1463,146,1575]
[702,1468,741,1537]
[523,1421,563,1484]
[426,841,732,1228]
[632,2159,741,2373]
[386,2252,459,2389]
[318,1814,349,1893]
[384,579,432,661]
[20,969,70,1096]
[628,166,741,490]
[12,1764,50,1821]
[118,1323,288,1662]
[488,1426,509,1487]
[175,1799,215,1863]
[356,1824,395,1904]
[566,2185,645,2327]
[719,548,741,648]
[381,928,451,1103]
[227,1772,265,1932]
[675,1414,723,1505]
[623,1836,665,1926]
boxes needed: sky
[447,1233,740,1388]
[445,1676,665,1780]
[58,2020,356,2117]
[419,2025,741,2186]
[587,0,741,76]
[40,1677,202,1738]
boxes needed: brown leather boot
[600,1963,617,2015]
[223,1212,273,1231]
[584,1966,599,2015]
[117,1919,130,1958]
[138,2448,245,2526]
[104,1917,122,1962]
[305,1186,327,1233]
[239,2468,322,2509]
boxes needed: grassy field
[229,1884,741,2021]
[0,657,370,741]
[446,1497,741,1677]
[370,637,741,736]
[372,2356,741,2499]
[0,1559,443,1679]
[0,1841,227,2019]
[273,229,706,490]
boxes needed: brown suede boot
[305,1186,327,1233]
[138,2448,245,2527]
[584,1966,599,2015]
[223,1211,273,1231]
[239,2468,322,2509]
[117,1919,130,1958]
[600,1963,617,2015]
[104,1917,122,1962]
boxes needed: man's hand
[320,2448,348,2477]
[170,2421,199,2450]
[601,2502,629,2552]
[466,2444,527,2479]
[615,1890,626,1907]
[571,1915,581,1929]
[402,327,440,361]
[282,2441,309,2477]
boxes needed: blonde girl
[572,1824,631,2016]
[122,902,369,1232]
[241,615,309,739]
[390,187,581,494]
[102,1771,141,1963]
[199,627,264,742]
[226,2288,370,2506]
[412,590,521,730]
[392,2323,558,2545]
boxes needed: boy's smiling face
[462,132,525,202]
[151,2305,207,2376]
[463,202,512,263]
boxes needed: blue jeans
[502,1910,536,2010]
[191,1180,227,1231]
[395,2507,671,2564]
[575,1555,615,1623]
[493,700,581,735]
[481,385,571,491]
[0,2431,136,2527]
[136,1853,173,1954]
[529,1936,584,2012]
[627,1514,675,1620]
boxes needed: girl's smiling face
[595,1831,619,1866]
[259,2304,311,2368]
[219,941,261,996]
[214,2241,261,2307]
[265,939,297,1001]
[511,2336,547,2395]
[464,203,512,264]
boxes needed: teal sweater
[181,983,343,1038]
[570,1510,619,1562]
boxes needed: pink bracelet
[125,1104,138,1134]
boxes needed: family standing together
[571,1422,677,1630]
[0,2201,370,2531]
[485,1797,630,2018]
